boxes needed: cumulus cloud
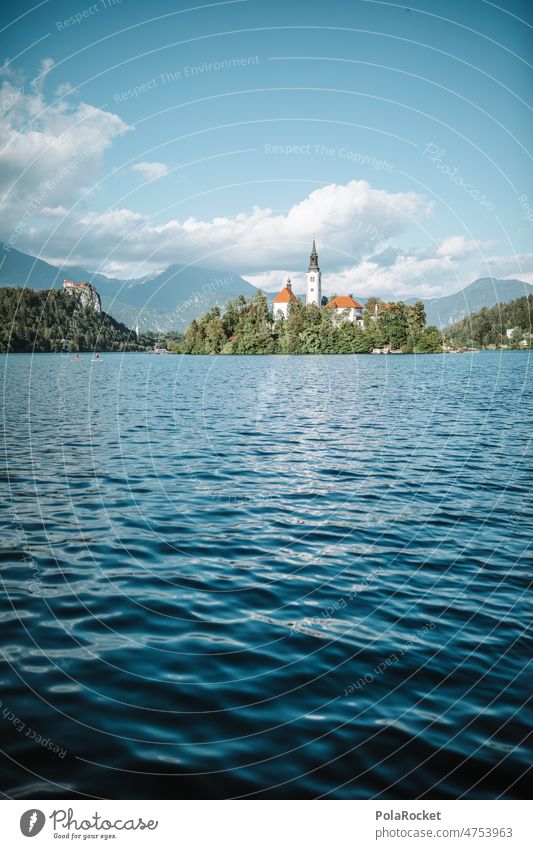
[329,238,500,299]
[0,61,521,298]
[0,61,131,249]
[436,235,494,260]
[40,179,433,276]
[131,161,169,182]
[324,254,461,299]
[0,66,434,276]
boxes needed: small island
[178,241,442,355]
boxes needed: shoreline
[1,348,530,357]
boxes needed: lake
[1,351,531,799]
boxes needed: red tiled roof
[273,286,298,304]
[326,295,362,309]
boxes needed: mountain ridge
[405,277,533,328]
[1,245,531,332]
[0,246,257,331]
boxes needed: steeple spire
[308,237,319,271]
[306,236,322,306]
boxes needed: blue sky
[0,0,531,298]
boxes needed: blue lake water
[1,351,531,799]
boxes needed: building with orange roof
[272,278,299,321]
[325,295,364,326]
[271,241,365,325]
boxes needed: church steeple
[308,238,319,271]
[306,237,322,306]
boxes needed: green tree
[178,291,452,356]
[205,316,226,353]
[353,324,373,353]
[389,301,409,349]
[415,325,442,353]
[364,296,381,324]
[334,320,356,353]
[444,294,532,349]
[284,300,306,354]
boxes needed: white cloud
[245,237,500,299]
[0,59,23,83]
[41,205,69,217]
[324,255,460,299]
[243,270,307,293]
[0,64,131,247]
[131,161,168,181]
[30,57,55,93]
[43,179,433,274]
[436,235,494,260]
[0,62,521,300]
[0,68,433,276]
[476,252,533,281]
[502,271,533,284]
[55,82,73,97]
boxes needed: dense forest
[443,294,533,349]
[179,292,442,354]
[0,287,152,353]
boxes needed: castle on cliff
[63,280,101,313]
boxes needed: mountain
[407,278,533,329]
[2,246,532,332]
[0,246,257,332]
[100,264,257,331]
[0,245,90,291]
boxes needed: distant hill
[103,264,257,331]
[0,286,148,353]
[0,246,257,332]
[407,277,533,329]
[443,294,532,348]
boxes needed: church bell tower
[306,238,322,307]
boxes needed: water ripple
[0,351,531,798]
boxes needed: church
[272,240,363,326]
[272,239,322,321]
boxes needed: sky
[0,0,532,299]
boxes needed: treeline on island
[443,294,532,349]
[6,286,527,356]
[0,287,152,353]
[179,292,442,355]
